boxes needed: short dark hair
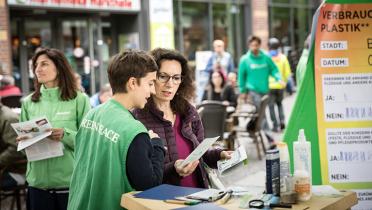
[150,48,195,115]
[31,48,78,102]
[107,49,158,94]
[247,35,261,45]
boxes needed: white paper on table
[11,117,52,151]
[25,138,64,162]
[180,136,220,167]
[312,185,342,197]
[186,188,223,201]
[217,146,247,174]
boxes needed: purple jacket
[133,99,222,188]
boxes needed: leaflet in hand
[180,136,220,168]
[11,117,64,161]
[217,146,247,174]
[12,117,53,151]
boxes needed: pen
[164,199,201,205]
[215,191,232,205]
[270,203,292,208]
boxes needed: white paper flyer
[11,117,64,161]
[217,146,247,174]
[180,136,220,167]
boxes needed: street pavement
[221,92,297,190]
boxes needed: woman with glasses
[133,48,231,188]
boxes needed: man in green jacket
[238,36,285,144]
[0,103,26,188]
[238,35,283,108]
[68,50,165,210]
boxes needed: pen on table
[270,203,292,208]
[215,191,232,205]
[164,199,201,205]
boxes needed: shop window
[10,20,21,88]
[269,0,318,57]
[270,0,290,3]
[213,3,228,43]
[291,7,310,69]
[24,20,52,90]
[292,0,310,5]
[269,7,290,46]
[213,3,232,54]
[294,7,310,50]
[61,20,90,93]
[181,2,209,61]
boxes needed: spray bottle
[293,129,312,201]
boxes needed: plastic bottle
[265,149,280,196]
[293,129,312,201]
[277,142,291,194]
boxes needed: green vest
[68,99,147,210]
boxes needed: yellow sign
[315,3,372,189]
[149,0,174,49]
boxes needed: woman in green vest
[18,48,90,210]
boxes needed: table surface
[121,190,358,210]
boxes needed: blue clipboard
[134,184,205,200]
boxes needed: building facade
[5,0,148,95]
[1,0,320,95]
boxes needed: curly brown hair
[31,48,78,102]
[150,48,195,115]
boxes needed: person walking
[268,37,291,132]
[238,36,284,144]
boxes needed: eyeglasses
[157,72,182,85]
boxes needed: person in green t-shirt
[238,35,284,107]
[68,50,165,210]
[238,36,285,144]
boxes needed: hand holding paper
[220,150,233,160]
[11,117,64,161]
[180,136,220,168]
[217,146,247,174]
[16,135,32,142]
[175,159,199,177]
[48,128,64,141]
[12,117,53,151]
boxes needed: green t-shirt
[238,50,281,94]
[68,99,147,210]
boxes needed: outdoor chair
[228,95,269,160]
[197,100,227,140]
[0,159,27,210]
